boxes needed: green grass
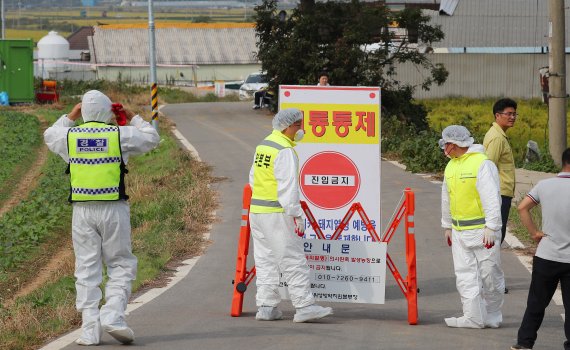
[0,111,42,206]
[159,89,240,104]
[0,153,71,271]
[53,79,240,105]
[508,202,543,249]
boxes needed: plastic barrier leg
[406,233,418,325]
[405,188,418,325]
[231,185,252,317]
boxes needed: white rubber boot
[293,304,333,323]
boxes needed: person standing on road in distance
[483,98,517,245]
[44,90,160,345]
[249,108,333,323]
[511,148,570,350]
[317,72,330,86]
[440,125,505,329]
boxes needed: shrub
[382,115,447,173]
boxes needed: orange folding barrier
[230,185,418,325]
[380,188,418,324]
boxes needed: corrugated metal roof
[439,0,459,15]
[425,0,569,48]
[92,25,258,65]
[100,23,255,30]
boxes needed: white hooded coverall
[248,142,315,309]
[441,144,505,328]
[43,91,160,341]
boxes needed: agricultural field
[0,111,42,207]
[3,7,253,43]
[5,29,67,42]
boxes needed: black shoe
[511,344,531,350]
[504,286,509,294]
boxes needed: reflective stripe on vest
[452,218,486,227]
[67,122,126,202]
[445,152,487,231]
[250,130,295,213]
[250,198,282,208]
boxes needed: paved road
[59,102,565,350]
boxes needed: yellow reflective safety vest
[444,152,487,231]
[67,121,127,202]
[250,130,296,213]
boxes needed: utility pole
[548,0,567,166]
[1,0,5,39]
[148,0,158,131]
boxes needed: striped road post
[151,82,158,129]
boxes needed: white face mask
[443,143,455,159]
[294,129,305,142]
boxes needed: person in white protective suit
[439,125,505,329]
[249,108,333,323]
[44,90,160,345]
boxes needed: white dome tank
[37,31,70,60]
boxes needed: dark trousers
[254,91,273,106]
[500,195,512,243]
[254,91,265,106]
[517,256,570,349]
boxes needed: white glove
[483,227,496,249]
[444,229,452,247]
[294,216,305,236]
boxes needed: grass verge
[507,200,542,253]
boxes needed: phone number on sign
[314,274,382,283]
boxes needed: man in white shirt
[511,148,570,350]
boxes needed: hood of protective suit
[467,144,485,154]
[81,90,113,123]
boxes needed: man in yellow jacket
[440,125,505,329]
[483,98,517,244]
[249,108,333,323]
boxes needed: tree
[254,0,448,130]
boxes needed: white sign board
[279,86,381,242]
[214,81,226,97]
[279,240,387,304]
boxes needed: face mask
[444,143,454,159]
[294,129,305,142]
